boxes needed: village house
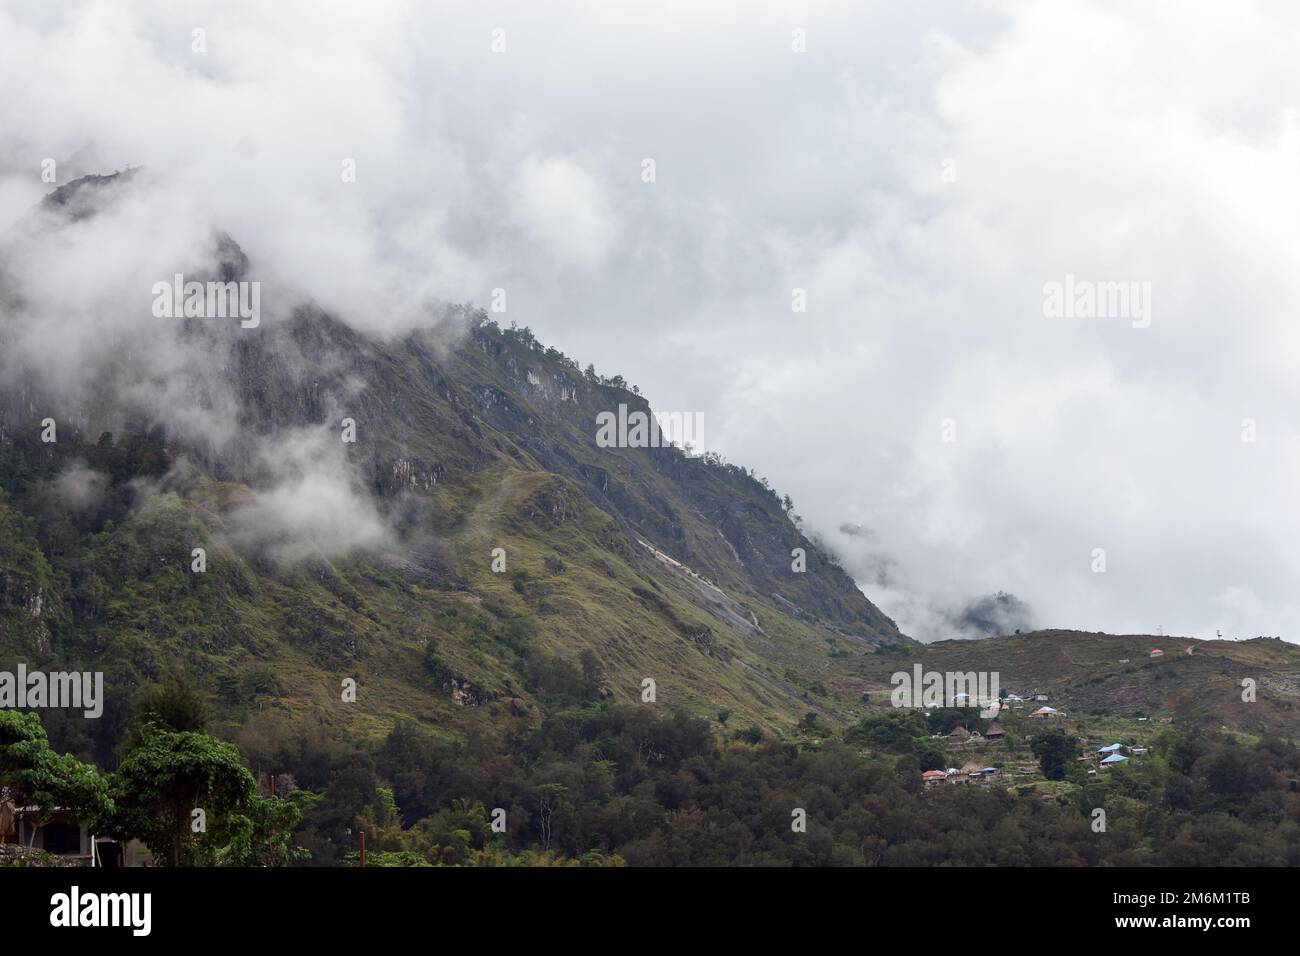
[922,762,1004,788]
[3,805,94,863]
[984,722,1006,739]
[1,799,148,867]
[1030,706,1062,718]
[922,770,948,788]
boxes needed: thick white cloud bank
[1,1,1296,640]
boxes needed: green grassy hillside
[845,630,1300,737]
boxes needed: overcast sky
[2,0,1298,642]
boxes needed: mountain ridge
[0,172,905,766]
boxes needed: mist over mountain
[950,591,1035,640]
[0,172,905,768]
[7,1,1300,647]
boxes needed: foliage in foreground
[279,704,1300,867]
[1,703,301,866]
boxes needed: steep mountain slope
[0,173,906,765]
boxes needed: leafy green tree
[108,725,257,866]
[196,793,304,866]
[1030,729,1079,781]
[579,649,604,695]
[133,674,210,733]
[845,710,929,753]
[0,710,111,846]
[406,800,494,865]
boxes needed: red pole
[270,774,276,797]
[359,830,366,868]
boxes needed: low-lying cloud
[49,463,108,512]
[1,1,1297,639]
[222,429,392,564]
